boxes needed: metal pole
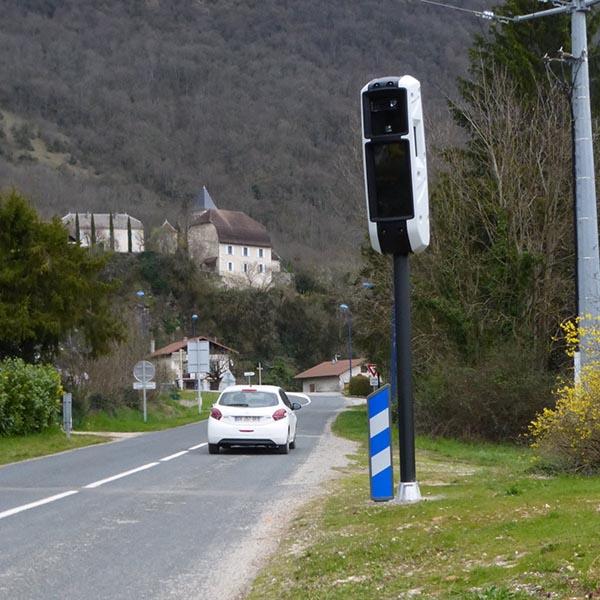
[197,376,202,414]
[572,1,600,371]
[393,253,420,502]
[258,362,262,385]
[142,361,147,422]
[390,309,397,403]
[347,315,353,383]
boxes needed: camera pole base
[397,481,421,504]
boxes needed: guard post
[367,384,394,502]
[62,392,72,439]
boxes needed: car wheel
[277,440,290,454]
[208,443,220,454]
[289,437,296,450]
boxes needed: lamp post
[190,313,201,412]
[339,304,353,386]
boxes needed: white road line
[84,462,159,489]
[0,490,79,520]
[188,442,208,450]
[160,450,189,462]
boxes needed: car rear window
[219,391,279,408]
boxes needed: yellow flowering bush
[530,318,600,473]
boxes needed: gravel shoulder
[200,412,359,600]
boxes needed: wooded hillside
[0,0,485,268]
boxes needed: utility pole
[421,0,600,373]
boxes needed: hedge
[0,358,62,436]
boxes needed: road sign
[133,360,155,383]
[367,384,394,502]
[243,371,255,377]
[367,363,378,377]
[133,381,156,390]
[370,377,379,387]
[187,340,210,374]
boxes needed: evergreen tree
[0,191,123,362]
[75,212,80,245]
[90,212,96,246]
[109,212,115,251]
[127,216,132,253]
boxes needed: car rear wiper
[227,403,249,407]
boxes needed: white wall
[219,243,272,287]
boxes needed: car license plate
[235,416,260,423]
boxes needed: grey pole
[347,314,353,382]
[571,1,600,369]
[393,254,421,503]
[142,360,147,423]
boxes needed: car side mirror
[291,402,302,411]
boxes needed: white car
[207,385,301,454]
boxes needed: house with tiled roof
[151,336,238,391]
[187,187,281,287]
[62,212,144,253]
[294,358,367,393]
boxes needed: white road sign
[133,360,155,383]
[133,381,157,390]
[187,340,210,374]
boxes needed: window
[243,263,248,273]
[258,264,264,273]
[243,247,249,257]
[227,262,234,272]
[279,390,292,409]
[258,248,264,258]
[219,391,278,407]
[227,245,233,255]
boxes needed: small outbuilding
[294,358,366,393]
[151,336,237,391]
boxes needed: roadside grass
[0,426,106,466]
[77,391,219,432]
[249,405,600,599]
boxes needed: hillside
[0,0,488,269]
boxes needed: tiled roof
[192,209,272,247]
[294,358,366,379]
[151,336,238,357]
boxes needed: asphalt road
[0,393,347,600]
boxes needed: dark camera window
[366,140,414,221]
[364,90,408,137]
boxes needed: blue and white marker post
[367,384,394,502]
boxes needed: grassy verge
[77,391,219,432]
[248,405,600,599]
[0,426,106,466]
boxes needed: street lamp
[191,313,198,338]
[339,303,353,385]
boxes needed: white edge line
[188,443,208,451]
[160,450,189,462]
[0,490,79,520]
[84,462,159,489]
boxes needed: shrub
[416,348,553,442]
[349,374,372,397]
[529,367,600,473]
[0,358,62,436]
[529,318,600,473]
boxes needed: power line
[418,0,496,20]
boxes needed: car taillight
[210,407,223,420]
[272,408,287,421]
